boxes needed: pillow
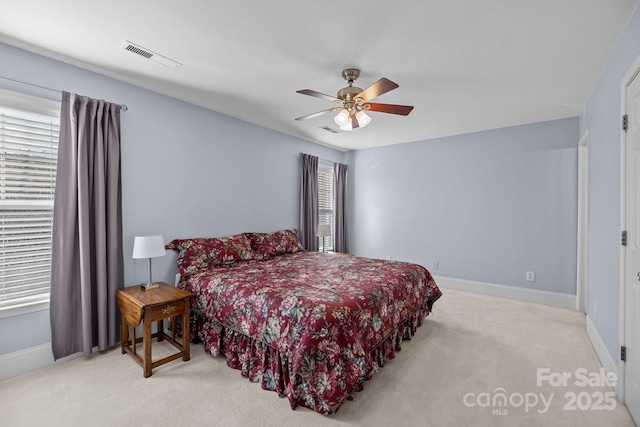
[247,228,303,258]
[243,232,270,260]
[166,234,256,276]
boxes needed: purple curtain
[50,92,124,360]
[299,153,319,251]
[333,163,348,253]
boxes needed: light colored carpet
[0,289,636,427]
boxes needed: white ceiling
[0,0,637,151]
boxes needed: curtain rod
[299,152,335,165]
[0,76,128,111]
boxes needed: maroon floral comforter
[179,251,441,414]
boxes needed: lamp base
[141,283,159,290]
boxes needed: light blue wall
[346,118,579,295]
[581,3,640,359]
[0,42,345,355]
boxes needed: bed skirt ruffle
[190,302,434,414]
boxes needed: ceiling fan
[295,68,414,131]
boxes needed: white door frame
[618,52,640,406]
[576,130,589,313]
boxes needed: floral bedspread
[179,251,442,414]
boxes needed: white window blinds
[0,105,59,309]
[318,162,334,252]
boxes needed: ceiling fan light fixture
[356,110,372,128]
[334,109,350,126]
[339,120,353,131]
[295,69,413,130]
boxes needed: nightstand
[117,282,193,377]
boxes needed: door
[624,65,640,424]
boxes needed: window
[318,162,333,252]
[0,90,59,311]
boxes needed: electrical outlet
[526,271,535,281]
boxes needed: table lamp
[132,235,166,289]
[316,224,331,252]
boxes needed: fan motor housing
[337,86,363,101]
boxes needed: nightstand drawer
[148,299,186,321]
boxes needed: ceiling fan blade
[356,78,399,102]
[295,107,341,121]
[365,102,414,116]
[296,89,342,103]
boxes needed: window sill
[0,300,50,319]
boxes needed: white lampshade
[339,119,353,132]
[334,109,350,126]
[316,224,331,237]
[132,235,166,259]
[356,110,372,128]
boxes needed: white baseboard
[0,343,54,382]
[433,275,576,310]
[586,314,622,397]
[0,342,84,382]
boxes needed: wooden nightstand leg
[132,327,137,356]
[182,307,190,361]
[157,319,164,342]
[143,314,152,378]
[121,316,127,354]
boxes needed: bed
[167,229,442,415]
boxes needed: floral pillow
[246,228,303,258]
[165,234,256,276]
[243,232,269,260]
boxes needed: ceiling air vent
[319,125,341,134]
[120,41,182,69]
